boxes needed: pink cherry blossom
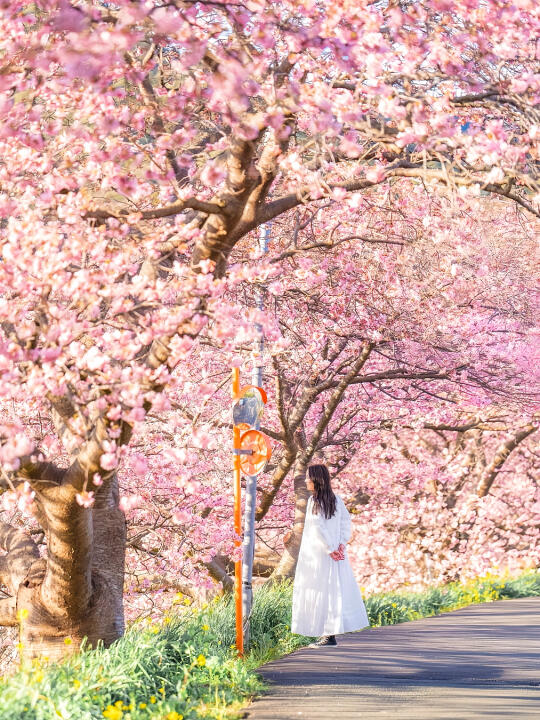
[0,0,537,639]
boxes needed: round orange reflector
[239,430,272,476]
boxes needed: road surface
[246,597,540,719]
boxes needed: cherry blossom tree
[0,0,538,662]
[112,186,538,603]
[244,187,539,580]
[341,417,538,594]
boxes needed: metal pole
[242,223,270,649]
[232,368,244,656]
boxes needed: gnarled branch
[83,197,224,221]
[477,425,537,497]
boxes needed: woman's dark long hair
[308,464,337,519]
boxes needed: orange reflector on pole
[238,429,272,476]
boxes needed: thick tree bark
[0,520,40,595]
[0,469,126,663]
[271,460,310,579]
[204,556,234,593]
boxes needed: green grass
[1,571,539,720]
[364,570,540,627]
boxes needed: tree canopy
[0,0,538,662]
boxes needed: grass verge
[1,570,539,720]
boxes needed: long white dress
[291,494,370,636]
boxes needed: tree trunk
[1,472,126,663]
[271,461,310,579]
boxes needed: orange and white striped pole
[232,367,244,656]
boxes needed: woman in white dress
[291,464,370,646]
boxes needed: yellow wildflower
[150,695,157,704]
[64,637,72,645]
[166,712,183,720]
[139,703,147,709]
[159,686,165,694]
[102,705,122,720]
[196,654,206,667]
[73,679,81,689]
[202,624,209,632]
[17,608,29,622]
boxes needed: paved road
[246,597,540,719]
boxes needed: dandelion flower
[102,705,123,720]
